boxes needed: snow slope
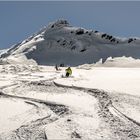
[1,19,140,66]
[55,66,140,97]
[1,65,140,139]
[0,49,8,56]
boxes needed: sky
[0,1,140,49]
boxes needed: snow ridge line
[0,83,18,90]
[112,105,140,127]
[0,91,64,107]
[53,81,140,127]
[0,91,69,117]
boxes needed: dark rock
[111,38,116,42]
[67,119,71,122]
[108,36,113,40]
[75,28,84,35]
[128,38,133,43]
[94,30,98,33]
[80,48,86,52]
[101,34,107,38]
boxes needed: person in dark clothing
[55,64,59,71]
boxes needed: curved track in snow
[0,83,69,140]
[1,79,140,139]
[54,81,140,127]
[54,81,140,139]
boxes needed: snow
[1,19,140,139]
[0,80,14,87]
[0,98,33,133]
[45,115,100,140]
[46,92,98,115]
[0,49,8,56]
[1,19,140,66]
[0,65,140,139]
[95,56,140,67]
[55,67,140,96]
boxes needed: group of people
[55,64,72,77]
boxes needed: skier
[65,67,72,77]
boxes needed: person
[55,64,59,71]
[65,67,72,77]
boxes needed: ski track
[54,81,140,127]
[0,90,69,140]
[1,71,140,139]
[53,81,140,140]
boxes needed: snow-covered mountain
[1,19,140,66]
[0,49,8,56]
[1,19,140,139]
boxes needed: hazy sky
[0,1,140,49]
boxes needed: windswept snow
[55,67,140,96]
[0,49,8,57]
[0,65,140,139]
[0,98,34,133]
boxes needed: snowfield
[1,64,140,139]
[57,66,140,96]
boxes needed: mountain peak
[48,19,69,29]
[1,19,140,66]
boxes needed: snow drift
[1,19,140,66]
